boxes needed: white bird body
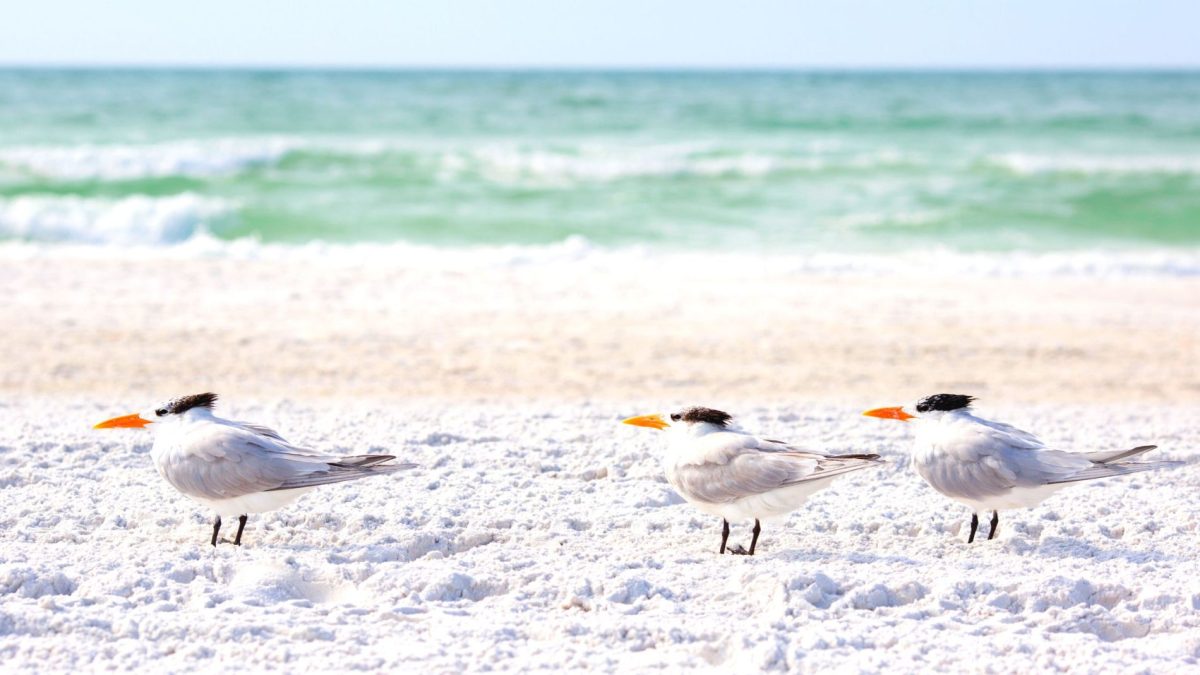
[151,408,326,518]
[96,393,415,546]
[663,424,864,522]
[190,490,313,520]
[625,406,883,555]
[864,393,1172,543]
[909,408,1162,512]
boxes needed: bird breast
[150,433,194,493]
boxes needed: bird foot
[727,544,752,555]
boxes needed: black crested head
[915,394,974,413]
[162,392,218,415]
[671,407,733,427]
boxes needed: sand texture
[1,250,1198,406]
[1,249,1199,672]
[1,398,1197,671]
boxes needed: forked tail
[267,456,418,491]
[1082,445,1158,464]
[1050,445,1181,485]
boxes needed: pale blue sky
[3,0,1198,68]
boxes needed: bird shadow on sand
[759,548,926,567]
[1024,536,1188,565]
[746,535,1183,568]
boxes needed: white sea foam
[0,193,231,245]
[452,146,786,183]
[1,229,1197,279]
[0,138,301,180]
[991,153,1200,175]
[0,137,915,183]
[439,144,911,185]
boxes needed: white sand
[1,397,1197,671]
[1,247,1199,671]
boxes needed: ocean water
[1,69,1198,253]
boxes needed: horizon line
[1,62,1199,73]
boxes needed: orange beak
[863,406,915,422]
[94,413,151,429]
[622,414,669,431]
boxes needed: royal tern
[623,407,884,555]
[94,393,415,546]
[863,393,1174,543]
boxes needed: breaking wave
[0,193,232,244]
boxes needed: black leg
[748,519,761,556]
[211,516,222,547]
[987,511,999,540]
[719,519,730,554]
[233,515,248,546]
[967,513,979,544]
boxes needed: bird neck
[183,407,217,421]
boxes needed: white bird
[623,407,884,555]
[94,393,415,547]
[863,393,1175,543]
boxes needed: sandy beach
[2,396,1198,671]
[2,248,1199,671]
[2,248,1198,407]
[2,10,1199,670]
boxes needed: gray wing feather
[918,418,1073,501]
[928,450,1176,500]
[1045,459,1178,484]
[925,418,1172,501]
[1079,445,1157,464]
[269,462,417,491]
[972,418,1045,450]
[330,454,397,468]
[233,421,289,443]
[917,452,1023,501]
[972,423,1170,488]
[672,442,882,504]
[163,424,413,500]
[164,436,300,499]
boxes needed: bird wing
[670,433,881,504]
[266,460,417,491]
[232,420,289,443]
[1079,445,1157,464]
[162,424,409,500]
[1042,446,1177,484]
[924,416,1122,500]
[969,416,1046,450]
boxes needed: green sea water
[1,69,1198,251]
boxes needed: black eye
[670,413,681,422]
[155,408,167,417]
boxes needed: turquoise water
[1,70,1198,250]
